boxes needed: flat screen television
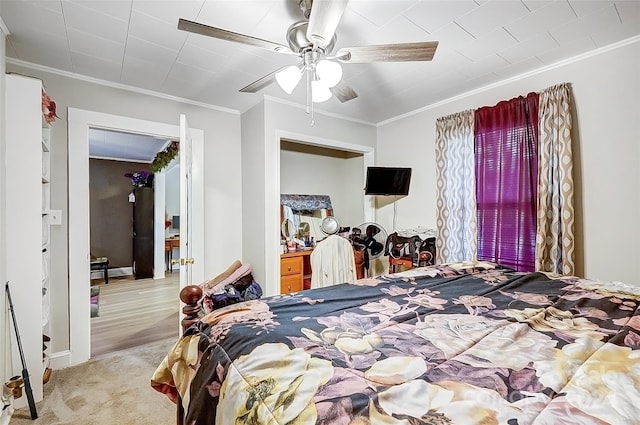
[364,167,412,196]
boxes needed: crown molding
[378,35,640,126]
[5,57,241,115]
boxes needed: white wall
[377,40,640,286]
[241,102,266,288]
[242,98,376,296]
[5,62,243,354]
[280,148,365,229]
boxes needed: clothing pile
[197,261,262,315]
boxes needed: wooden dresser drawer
[280,274,303,294]
[281,256,303,276]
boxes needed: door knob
[172,258,195,265]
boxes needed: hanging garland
[151,141,179,173]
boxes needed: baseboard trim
[90,266,133,280]
[109,267,133,277]
[48,350,71,370]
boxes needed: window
[474,94,539,271]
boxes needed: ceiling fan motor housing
[287,20,336,54]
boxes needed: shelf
[6,74,51,405]
[42,126,51,151]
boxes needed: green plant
[151,142,179,173]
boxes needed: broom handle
[5,282,38,420]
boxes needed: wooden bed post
[179,285,202,332]
[176,285,201,425]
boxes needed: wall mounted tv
[364,167,412,196]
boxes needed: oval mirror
[281,219,295,240]
[320,216,339,235]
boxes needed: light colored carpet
[11,337,177,425]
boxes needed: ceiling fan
[178,0,438,107]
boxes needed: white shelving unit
[42,120,51,367]
[5,74,51,407]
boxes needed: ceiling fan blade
[239,67,288,93]
[178,18,295,55]
[330,81,358,103]
[336,41,439,63]
[306,0,349,49]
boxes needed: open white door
[178,114,194,289]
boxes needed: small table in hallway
[165,237,180,272]
[90,257,109,284]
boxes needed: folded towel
[201,260,242,289]
[207,263,253,295]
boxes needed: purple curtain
[474,93,539,271]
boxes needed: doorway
[87,129,179,356]
[88,128,172,279]
[264,129,375,295]
[67,108,204,366]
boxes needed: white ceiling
[2,0,639,125]
[88,128,171,162]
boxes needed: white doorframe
[265,129,375,295]
[67,108,204,366]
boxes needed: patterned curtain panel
[536,83,575,275]
[474,93,539,272]
[435,110,477,263]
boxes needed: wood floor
[90,272,180,357]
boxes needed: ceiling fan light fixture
[311,79,331,103]
[316,59,342,88]
[275,65,303,94]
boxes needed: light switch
[49,209,62,225]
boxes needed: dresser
[280,250,312,294]
[280,248,365,294]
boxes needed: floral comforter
[151,262,640,425]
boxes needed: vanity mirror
[280,194,334,243]
[281,218,296,240]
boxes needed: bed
[151,261,640,425]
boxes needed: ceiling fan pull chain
[305,68,316,125]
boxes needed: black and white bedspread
[152,262,640,425]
